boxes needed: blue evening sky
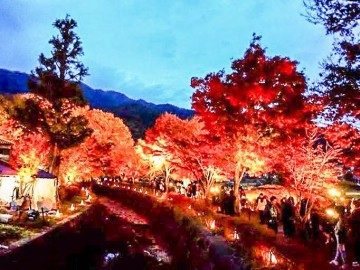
[0,0,333,109]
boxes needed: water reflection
[100,210,172,269]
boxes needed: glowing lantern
[269,249,278,265]
[81,187,85,191]
[86,195,92,202]
[188,205,191,210]
[233,229,240,240]
[205,218,216,230]
[55,210,61,218]
[326,208,339,218]
[70,204,75,211]
[128,186,131,190]
[210,186,220,194]
[328,188,341,197]
[145,191,148,195]
[258,246,279,265]
[79,200,85,206]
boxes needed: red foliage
[143,113,230,195]
[191,36,317,138]
[60,108,137,183]
[0,118,50,175]
[324,123,360,168]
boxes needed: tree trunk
[49,142,61,177]
[55,178,61,209]
[204,172,215,205]
[234,163,246,213]
[164,165,170,194]
[204,185,212,206]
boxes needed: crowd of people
[216,186,360,268]
[123,176,360,267]
[150,178,205,199]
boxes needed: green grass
[0,224,32,244]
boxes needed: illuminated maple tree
[136,136,175,193]
[0,117,51,195]
[135,140,163,181]
[59,108,136,184]
[277,127,341,206]
[191,36,315,205]
[10,16,92,176]
[323,123,360,169]
[144,113,230,198]
[191,35,315,136]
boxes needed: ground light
[326,208,339,218]
[328,188,341,198]
[205,219,216,230]
[210,186,219,194]
[233,229,240,240]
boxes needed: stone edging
[0,206,91,256]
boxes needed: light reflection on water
[100,210,172,269]
[143,245,172,264]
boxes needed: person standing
[267,196,279,235]
[227,190,236,216]
[329,210,347,268]
[219,186,226,213]
[310,208,320,240]
[255,193,268,224]
[239,193,247,214]
[348,199,360,267]
[283,197,296,237]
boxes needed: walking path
[107,183,358,269]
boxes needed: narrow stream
[0,199,173,270]
[97,199,172,269]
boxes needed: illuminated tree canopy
[59,108,136,184]
[191,35,316,138]
[9,15,92,176]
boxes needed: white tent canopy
[0,161,57,210]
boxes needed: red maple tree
[145,113,230,198]
[0,117,51,195]
[191,36,317,206]
[59,108,136,184]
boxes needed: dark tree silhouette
[11,15,92,175]
[304,0,360,122]
[28,14,89,106]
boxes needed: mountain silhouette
[0,68,194,139]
